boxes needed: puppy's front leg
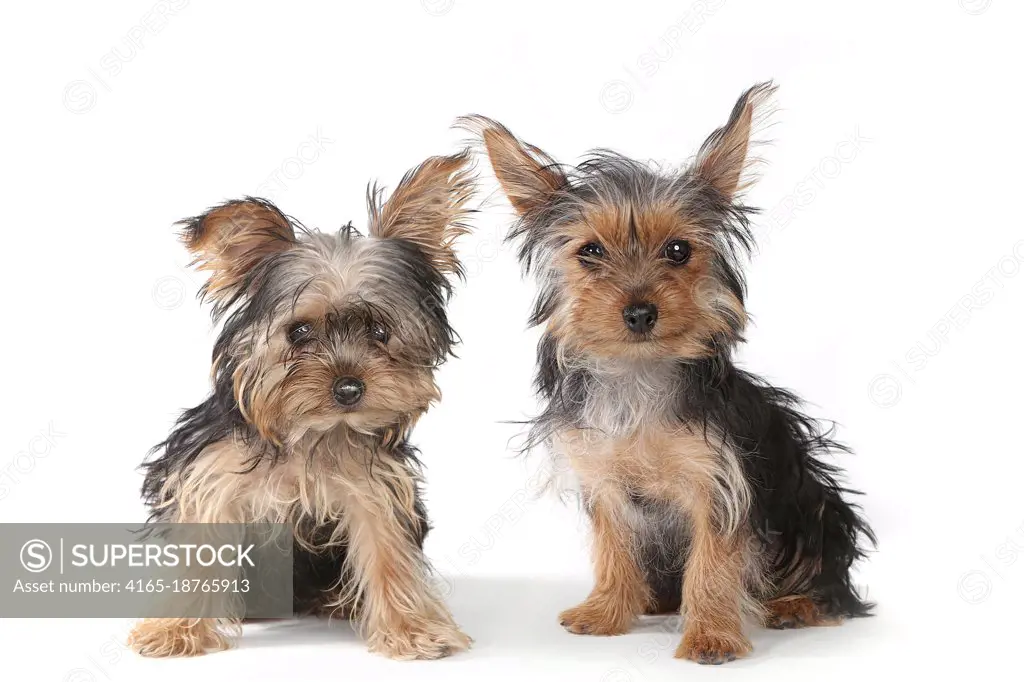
[130,451,250,657]
[559,488,650,635]
[344,467,470,660]
[676,505,751,664]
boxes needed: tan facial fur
[545,202,746,360]
[224,242,442,447]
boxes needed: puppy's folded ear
[178,197,296,303]
[458,115,566,216]
[693,81,777,200]
[368,150,475,277]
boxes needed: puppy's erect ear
[368,150,475,276]
[178,197,296,303]
[693,81,777,200]
[458,115,566,215]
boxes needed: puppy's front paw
[366,617,471,660]
[675,625,751,665]
[558,598,633,636]
[129,618,231,658]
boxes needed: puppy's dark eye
[578,242,605,263]
[287,322,314,344]
[370,321,389,344]
[663,239,692,265]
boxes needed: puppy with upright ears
[463,83,875,664]
[129,152,475,660]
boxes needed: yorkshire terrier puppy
[129,152,475,660]
[464,83,874,664]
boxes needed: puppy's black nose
[623,302,658,334]
[332,377,364,406]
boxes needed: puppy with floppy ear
[462,83,875,664]
[129,152,475,660]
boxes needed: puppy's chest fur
[556,424,721,512]
[550,356,748,530]
[575,357,680,438]
[165,429,419,531]
[557,359,698,499]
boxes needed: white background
[2,0,1022,679]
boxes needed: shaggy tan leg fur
[343,477,471,659]
[559,489,651,635]
[129,617,237,657]
[675,506,752,665]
